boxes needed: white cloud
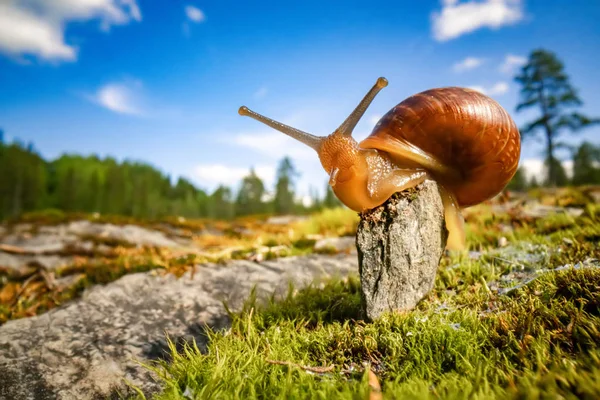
[185,5,205,23]
[468,81,509,96]
[229,132,316,161]
[193,164,275,187]
[563,160,574,178]
[453,56,485,72]
[431,0,524,42]
[467,85,487,94]
[521,158,574,183]
[499,53,527,74]
[369,115,382,126]
[0,0,141,63]
[299,195,314,208]
[488,81,509,95]
[253,87,268,100]
[521,158,544,182]
[88,79,145,115]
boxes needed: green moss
[136,262,600,400]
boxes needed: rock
[0,220,194,277]
[585,186,600,203]
[356,180,448,321]
[0,252,72,276]
[0,253,357,400]
[492,257,600,295]
[66,220,182,248]
[314,236,356,253]
[498,236,508,248]
[266,215,308,225]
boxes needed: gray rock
[66,220,182,248]
[0,220,189,276]
[266,215,308,225]
[356,180,448,321]
[314,236,356,253]
[0,252,71,276]
[0,253,357,400]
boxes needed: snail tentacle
[337,77,388,137]
[238,106,323,151]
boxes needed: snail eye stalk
[336,77,388,137]
[238,106,323,151]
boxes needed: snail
[238,77,521,250]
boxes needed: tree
[506,166,528,191]
[572,141,600,185]
[323,181,342,208]
[308,185,322,211]
[529,176,539,189]
[544,157,569,187]
[273,157,299,214]
[0,135,216,221]
[208,185,234,220]
[235,168,266,216]
[514,49,599,187]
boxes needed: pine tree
[209,185,234,220]
[514,49,599,187]
[235,168,266,216]
[506,166,528,191]
[273,157,299,215]
[572,141,600,185]
[323,181,342,208]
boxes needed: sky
[0,0,599,201]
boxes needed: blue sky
[1,0,599,200]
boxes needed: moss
[132,202,600,399]
[293,207,359,237]
[138,264,600,400]
[77,233,136,249]
[292,238,317,250]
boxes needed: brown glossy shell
[361,87,521,208]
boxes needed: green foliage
[235,168,268,217]
[572,141,600,185]
[273,157,299,215]
[0,137,345,221]
[544,156,569,187]
[294,207,359,237]
[323,182,342,208]
[141,264,600,400]
[514,48,600,187]
[506,166,528,191]
[0,140,47,218]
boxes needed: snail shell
[360,87,521,207]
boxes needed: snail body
[239,77,521,250]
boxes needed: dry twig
[265,359,334,374]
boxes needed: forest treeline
[0,135,341,221]
[1,134,599,222]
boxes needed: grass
[126,190,600,400]
[137,265,600,399]
[291,207,360,238]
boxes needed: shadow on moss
[232,275,365,330]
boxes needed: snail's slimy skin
[238,77,520,252]
[317,132,464,250]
